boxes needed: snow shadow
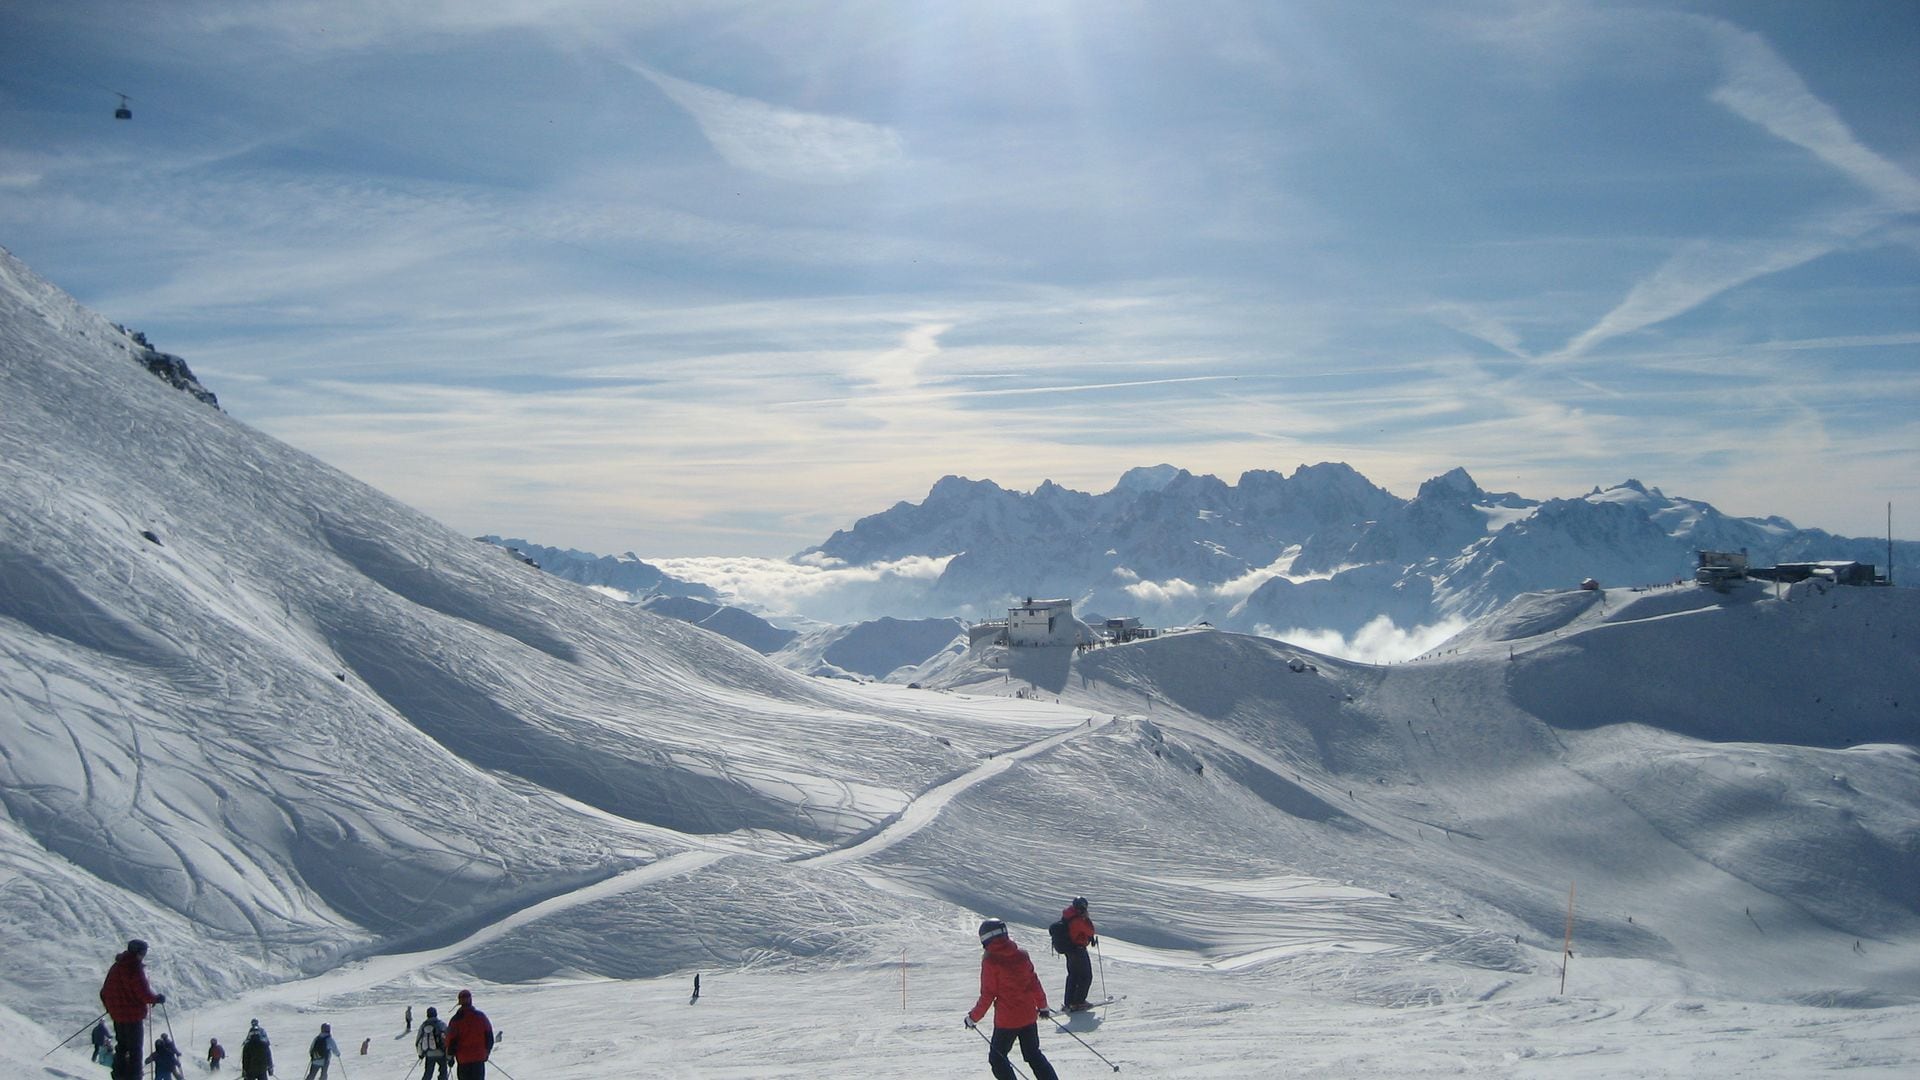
[318,520,579,663]
[0,547,180,666]
[327,628,824,839]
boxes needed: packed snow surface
[3,246,1918,1076]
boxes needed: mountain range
[794,463,1914,642]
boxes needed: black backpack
[1048,918,1073,954]
[309,1035,328,1060]
[240,1034,268,1075]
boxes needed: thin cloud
[772,373,1267,409]
[1549,17,1920,364]
[1705,21,1920,210]
[626,62,906,183]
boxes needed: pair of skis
[1055,995,1121,1014]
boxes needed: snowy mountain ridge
[785,463,1912,645]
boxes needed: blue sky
[3,0,1916,557]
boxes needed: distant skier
[239,1022,273,1080]
[414,1007,450,1080]
[444,990,494,1080]
[405,1006,413,1033]
[146,1035,184,1080]
[91,1020,113,1066]
[208,1037,227,1071]
[100,939,165,1080]
[1056,896,1098,1011]
[302,1024,340,1080]
[964,920,1060,1080]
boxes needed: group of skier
[964,896,1102,1080]
[87,940,496,1080]
[85,903,1099,1080]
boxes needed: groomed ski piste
[3,244,1918,1077]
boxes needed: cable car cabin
[114,94,131,120]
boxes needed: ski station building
[1006,597,1080,646]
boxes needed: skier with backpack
[208,1037,227,1071]
[239,1022,273,1080]
[90,1020,113,1067]
[414,1007,450,1080]
[100,939,166,1080]
[964,920,1060,1080]
[302,1025,340,1080]
[1050,897,1098,1012]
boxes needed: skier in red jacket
[964,920,1060,1080]
[100,939,165,1080]
[1059,897,1098,1011]
[443,990,494,1080]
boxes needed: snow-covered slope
[0,246,1044,1018]
[6,247,1918,1077]
[769,616,968,682]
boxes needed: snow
[4,245,1920,1077]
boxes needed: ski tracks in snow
[799,714,1114,868]
[258,710,1109,1006]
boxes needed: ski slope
[4,245,1918,1076]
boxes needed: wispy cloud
[1705,22,1920,210]
[1549,16,1920,363]
[625,62,906,183]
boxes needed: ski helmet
[978,919,1008,945]
[1072,896,1089,911]
[127,938,149,955]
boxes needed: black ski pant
[455,1062,487,1080]
[420,1056,450,1080]
[1064,945,1093,1007]
[988,1024,1058,1080]
[112,1020,143,1080]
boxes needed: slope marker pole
[1560,882,1576,995]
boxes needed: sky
[2,0,1916,559]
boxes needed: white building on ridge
[1006,597,1079,647]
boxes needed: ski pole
[1094,938,1108,1001]
[490,1062,518,1080]
[969,1024,1030,1080]
[1048,1013,1121,1072]
[43,1011,109,1058]
[161,1000,177,1045]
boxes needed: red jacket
[969,937,1049,1029]
[1062,906,1096,948]
[445,1005,492,1064]
[100,950,160,1023]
